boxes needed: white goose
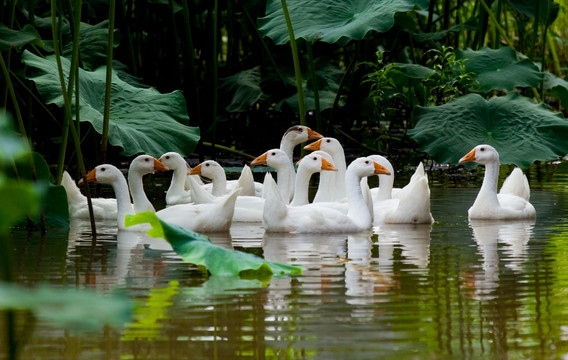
[159,152,194,206]
[62,170,118,220]
[279,125,323,201]
[459,144,536,220]
[250,148,295,203]
[189,160,260,197]
[262,157,390,233]
[62,156,168,220]
[304,137,347,202]
[368,155,433,225]
[83,163,240,232]
[289,152,337,206]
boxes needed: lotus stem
[101,0,116,165]
[306,40,321,132]
[280,0,306,125]
[479,0,512,47]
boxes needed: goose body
[368,156,433,225]
[190,160,260,197]
[62,171,118,220]
[459,144,536,220]
[85,161,240,232]
[262,157,390,233]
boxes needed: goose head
[349,157,391,178]
[159,152,188,171]
[251,149,290,168]
[129,155,169,176]
[297,153,337,173]
[304,137,342,156]
[282,125,323,146]
[188,160,223,179]
[82,164,123,185]
[459,144,499,165]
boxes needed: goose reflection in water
[466,219,535,300]
[375,224,432,274]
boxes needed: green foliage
[22,51,200,158]
[125,212,303,280]
[408,92,568,167]
[259,0,423,45]
[0,282,133,331]
[456,47,544,92]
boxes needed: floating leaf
[0,282,133,331]
[456,47,543,92]
[259,0,421,45]
[22,50,200,157]
[408,92,568,167]
[125,212,302,280]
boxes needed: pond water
[2,162,568,359]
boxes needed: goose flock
[62,125,536,235]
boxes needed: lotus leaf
[543,71,568,110]
[408,92,568,168]
[125,212,303,280]
[22,50,200,157]
[506,0,559,24]
[258,0,421,45]
[456,47,543,92]
[0,24,43,51]
[0,282,133,331]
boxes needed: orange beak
[189,163,202,175]
[304,138,322,151]
[251,152,268,166]
[374,162,391,175]
[459,148,476,163]
[320,157,337,171]
[307,128,323,140]
[153,158,169,172]
[78,168,98,185]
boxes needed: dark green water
[2,162,568,359]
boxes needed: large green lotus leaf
[408,92,568,168]
[0,282,133,331]
[22,50,200,157]
[0,24,44,51]
[258,0,420,45]
[0,112,29,165]
[63,20,116,71]
[456,47,543,92]
[125,212,302,280]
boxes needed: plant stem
[479,0,512,46]
[181,0,202,126]
[281,0,306,125]
[101,0,116,165]
[306,40,321,132]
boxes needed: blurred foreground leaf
[125,212,302,280]
[0,282,133,331]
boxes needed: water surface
[2,163,568,359]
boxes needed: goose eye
[480,147,485,152]
[165,156,170,160]
[326,139,331,143]
[144,158,149,162]
[101,167,106,172]
[271,152,276,156]
[205,163,210,167]
[365,160,370,164]
[312,156,317,161]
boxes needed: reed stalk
[101,0,116,165]
[280,0,306,125]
